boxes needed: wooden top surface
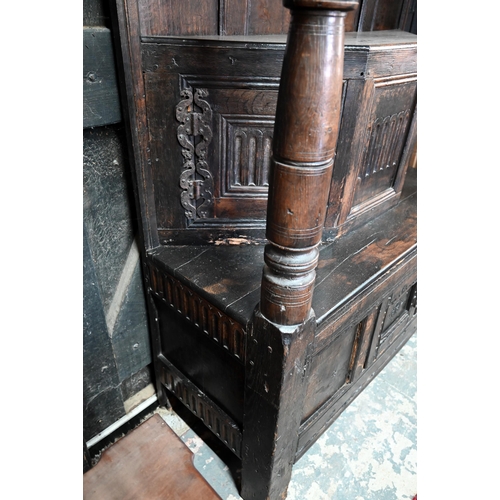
[149,167,416,328]
[83,414,222,500]
[142,30,416,49]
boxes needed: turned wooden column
[242,3,358,500]
[261,0,358,326]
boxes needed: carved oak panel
[140,33,416,243]
[301,273,417,425]
[351,75,417,208]
[222,115,273,196]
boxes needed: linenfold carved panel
[360,109,410,179]
[173,73,279,225]
[351,76,416,209]
[221,115,273,196]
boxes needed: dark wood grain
[133,31,416,244]
[302,252,416,421]
[110,1,417,499]
[241,311,316,499]
[296,312,416,459]
[241,3,359,499]
[260,4,354,326]
[357,0,408,32]
[138,0,219,36]
[222,0,291,36]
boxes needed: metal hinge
[191,179,203,200]
[176,87,214,220]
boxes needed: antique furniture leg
[241,2,358,499]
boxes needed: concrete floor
[157,332,417,500]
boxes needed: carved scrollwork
[176,89,197,219]
[176,87,214,220]
[192,89,213,218]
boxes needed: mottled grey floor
[157,332,417,500]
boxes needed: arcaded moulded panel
[136,31,416,245]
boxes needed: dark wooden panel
[160,356,242,456]
[302,257,417,424]
[222,0,291,35]
[296,315,416,460]
[138,0,219,36]
[142,39,284,233]
[146,166,416,334]
[358,0,404,31]
[313,167,416,322]
[156,297,245,425]
[246,0,290,35]
[302,323,358,420]
[111,0,161,250]
[351,76,417,207]
[149,243,265,327]
[325,78,374,231]
[148,262,247,361]
[138,31,415,243]
[83,27,122,128]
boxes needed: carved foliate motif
[176,88,214,220]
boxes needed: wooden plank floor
[83,414,222,500]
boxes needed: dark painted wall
[83,0,153,443]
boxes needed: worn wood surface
[156,296,245,424]
[110,1,417,498]
[135,31,416,244]
[357,0,416,32]
[110,0,160,250]
[146,166,416,330]
[260,5,350,325]
[123,0,415,39]
[296,310,416,459]
[241,312,316,499]
[83,414,222,499]
[302,250,417,421]
[240,5,358,496]
[314,166,416,322]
